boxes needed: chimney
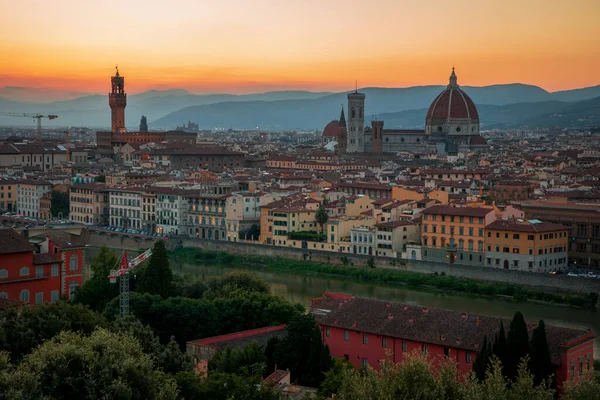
[22,228,29,241]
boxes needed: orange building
[484,219,568,273]
[422,205,496,266]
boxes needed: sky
[1,0,599,95]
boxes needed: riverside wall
[85,230,600,295]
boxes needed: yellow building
[422,205,496,266]
[485,219,568,273]
[70,183,109,225]
[0,179,17,212]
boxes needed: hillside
[1,83,599,130]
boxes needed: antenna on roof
[355,80,358,93]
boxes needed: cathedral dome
[322,120,341,137]
[426,68,479,124]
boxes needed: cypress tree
[505,311,530,381]
[529,320,554,387]
[473,335,493,382]
[138,240,173,298]
[492,321,508,371]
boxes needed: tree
[172,274,207,299]
[73,245,120,312]
[473,335,493,382]
[139,115,148,132]
[272,313,333,387]
[528,320,554,387]
[138,240,173,298]
[492,321,507,374]
[203,271,270,300]
[209,342,266,376]
[174,371,280,400]
[505,311,530,382]
[50,190,69,218]
[240,224,260,241]
[0,301,106,362]
[4,328,178,399]
[319,358,354,398]
[315,206,329,233]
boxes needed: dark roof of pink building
[312,294,593,366]
[0,229,34,254]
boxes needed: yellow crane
[0,112,59,143]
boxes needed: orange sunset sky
[1,0,599,94]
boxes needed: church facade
[323,69,486,155]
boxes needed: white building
[109,187,144,229]
[350,226,376,256]
[156,189,189,235]
[375,220,420,258]
[17,180,51,218]
[225,192,262,241]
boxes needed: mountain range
[1,84,599,130]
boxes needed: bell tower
[347,85,365,153]
[109,66,127,133]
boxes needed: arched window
[0,269,7,279]
[20,289,30,303]
[351,108,356,118]
[0,292,7,299]
[70,255,78,271]
[19,267,29,277]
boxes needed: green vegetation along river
[86,247,599,359]
[171,260,599,359]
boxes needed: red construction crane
[108,248,153,317]
[0,112,59,142]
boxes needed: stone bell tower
[347,86,365,153]
[109,66,127,133]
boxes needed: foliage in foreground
[336,353,557,400]
[0,328,178,400]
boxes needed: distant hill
[519,96,600,128]
[1,83,599,130]
[0,86,97,102]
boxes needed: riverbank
[169,247,599,309]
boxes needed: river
[86,248,599,358]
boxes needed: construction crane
[108,248,152,317]
[0,112,59,143]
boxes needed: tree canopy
[506,311,530,382]
[315,206,329,233]
[73,245,120,312]
[3,328,178,399]
[50,190,70,218]
[203,270,270,300]
[138,240,173,299]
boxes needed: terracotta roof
[486,220,567,233]
[423,205,493,217]
[33,253,62,264]
[187,325,287,351]
[0,229,34,254]
[322,120,341,138]
[313,294,593,366]
[426,83,479,122]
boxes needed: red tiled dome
[426,69,479,122]
[322,120,341,137]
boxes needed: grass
[169,247,599,309]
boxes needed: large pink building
[312,292,594,391]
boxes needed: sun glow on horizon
[1,0,599,95]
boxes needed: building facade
[109,188,144,230]
[70,183,109,225]
[485,219,569,273]
[16,180,51,218]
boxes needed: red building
[312,292,594,391]
[0,230,86,304]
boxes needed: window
[20,267,29,276]
[570,360,575,379]
[402,341,407,352]
[363,333,368,345]
[51,290,59,303]
[0,269,7,279]
[444,347,449,357]
[382,337,387,348]
[466,352,472,363]
[36,265,44,278]
[344,330,349,341]
[422,344,428,355]
[513,234,520,240]
[36,292,44,304]
[69,281,78,299]
[325,327,330,338]
[362,358,368,368]
[579,358,583,376]
[20,289,30,303]
[0,292,7,299]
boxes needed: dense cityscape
[1,1,600,398]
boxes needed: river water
[86,248,599,358]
